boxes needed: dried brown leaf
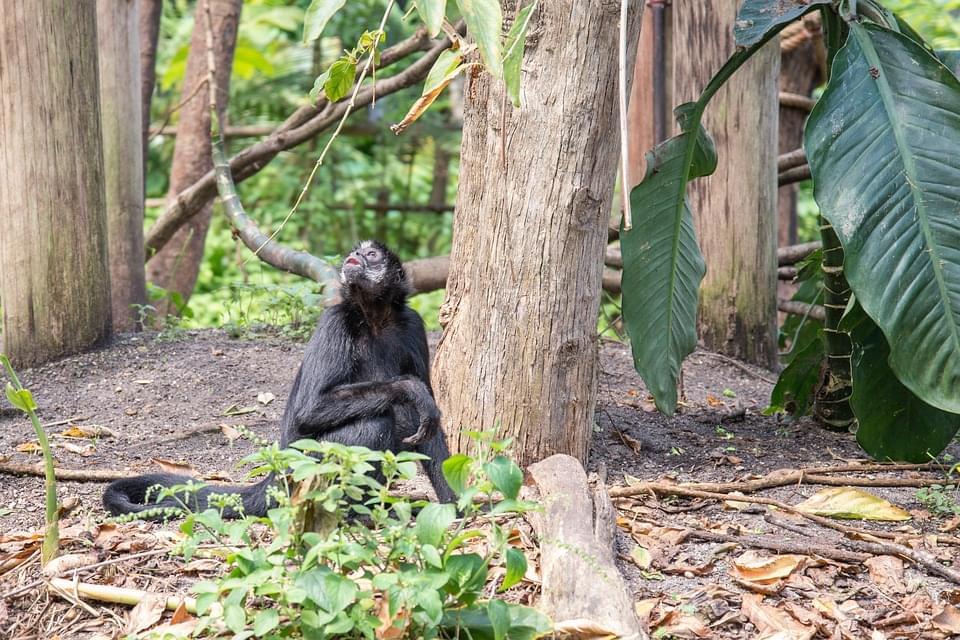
[931,604,960,634]
[741,593,816,640]
[654,609,712,638]
[15,441,41,454]
[152,458,199,477]
[169,600,193,625]
[864,555,906,594]
[124,592,166,635]
[552,618,619,639]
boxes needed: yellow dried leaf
[15,441,41,454]
[630,545,653,570]
[731,550,806,585]
[794,487,911,521]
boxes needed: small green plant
[916,485,960,517]
[714,426,735,440]
[1,354,59,564]
[147,432,549,639]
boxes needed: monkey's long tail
[102,473,274,520]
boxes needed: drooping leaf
[456,0,503,79]
[794,487,911,521]
[303,0,347,43]
[621,14,815,414]
[424,48,464,94]
[734,0,831,47]
[620,108,711,414]
[392,55,468,134]
[843,303,960,462]
[414,0,446,38]
[764,331,824,418]
[805,23,960,413]
[296,566,359,613]
[502,2,537,107]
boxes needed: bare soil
[1,330,958,638]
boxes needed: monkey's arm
[289,376,437,440]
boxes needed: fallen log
[528,454,646,639]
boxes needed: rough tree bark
[139,0,164,174]
[145,0,241,314]
[673,0,780,368]
[98,0,148,331]
[433,1,643,466]
[0,1,111,366]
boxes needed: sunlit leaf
[303,0,347,43]
[414,0,446,37]
[794,487,911,521]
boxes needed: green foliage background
[148,0,458,331]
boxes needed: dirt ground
[1,329,958,638]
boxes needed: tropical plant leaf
[805,23,960,413]
[622,12,823,414]
[503,2,536,107]
[843,303,960,462]
[734,0,831,47]
[414,0,447,37]
[456,0,503,79]
[764,330,823,418]
[620,107,711,414]
[938,50,960,77]
[303,0,346,43]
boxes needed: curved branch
[144,28,448,257]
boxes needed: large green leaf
[734,0,831,47]
[843,303,960,462]
[414,0,447,37]
[456,0,503,79]
[938,50,960,77]
[765,330,824,418]
[502,1,536,107]
[303,0,346,43]
[804,23,960,413]
[621,106,711,415]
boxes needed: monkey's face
[341,240,389,289]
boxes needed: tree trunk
[145,0,241,314]
[0,1,111,366]
[673,0,779,369]
[98,0,148,331]
[777,14,825,247]
[434,0,643,467]
[627,2,672,188]
[139,0,164,175]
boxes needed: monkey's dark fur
[103,240,455,518]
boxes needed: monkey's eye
[366,250,379,260]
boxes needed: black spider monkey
[103,240,455,518]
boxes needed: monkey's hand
[398,377,441,445]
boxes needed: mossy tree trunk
[0,1,112,367]
[433,0,643,467]
[98,0,148,331]
[673,0,780,368]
